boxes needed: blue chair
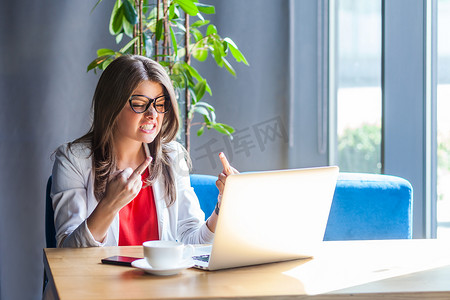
[190,174,219,218]
[324,173,413,240]
[45,175,219,248]
[45,176,56,248]
[45,172,413,248]
[188,173,413,241]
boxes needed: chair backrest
[45,176,56,248]
[324,173,413,240]
[45,172,411,244]
[188,173,413,240]
[189,174,219,219]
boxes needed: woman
[51,55,236,248]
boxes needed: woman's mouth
[140,123,156,133]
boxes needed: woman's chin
[139,132,160,144]
[141,136,156,144]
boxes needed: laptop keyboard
[192,254,210,262]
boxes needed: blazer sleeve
[51,144,106,248]
[170,143,215,244]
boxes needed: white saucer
[131,258,194,276]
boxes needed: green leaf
[174,0,199,16]
[212,123,233,136]
[155,19,163,41]
[217,122,235,134]
[224,37,249,65]
[97,48,115,56]
[169,26,178,56]
[191,20,210,28]
[193,47,208,61]
[87,55,113,72]
[183,63,201,80]
[184,64,212,95]
[195,3,215,14]
[198,107,216,123]
[222,40,228,52]
[176,21,186,33]
[216,38,226,56]
[116,33,124,44]
[177,47,186,58]
[148,6,158,19]
[222,57,236,76]
[188,87,198,106]
[196,12,205,22]
[168,3,182,20]
[101,57,115,70]
[109,0,124,35]
[143,0,149,14]
[206,24,217,36]
[173,6,182,19]
[196,101,215,111]
[192,105,209,117]
[190,28,203,42]
[122,16,134,37]
[203,115,211,126]
[194,80,206,101]
[147,18,157,33]
[212,40,223,66]
[197,126,205,136]
[209,109,216,123]
[122,0,138,25]
[169,3,176,19]
[119,36,139,52]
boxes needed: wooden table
[44,239,450,299]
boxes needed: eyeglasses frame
[128,94,170,114]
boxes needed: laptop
[192,166,339,271]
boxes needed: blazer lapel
[152,175,166,240]
[144,143,166,240]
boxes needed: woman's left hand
[206,152,238,233]
[215,152,239,207]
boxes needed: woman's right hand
[86,156,151,243]
[103,156,152,211]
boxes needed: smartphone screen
[101,256,140,267]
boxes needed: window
[334,0,382,173]
[437,0,450,238]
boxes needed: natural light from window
[437,0,450,239]
[335,0,382,174]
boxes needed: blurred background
[0,0,447,299]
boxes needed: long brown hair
[71,55,180,205]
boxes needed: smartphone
[101,255,140,267]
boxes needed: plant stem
[184,12,191,152]
[163,0,169,61]
[139,0,143,54]
[155,0,160,62]
[133,0,138,55]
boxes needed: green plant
[88,0,248,152]
[338,123,382,174]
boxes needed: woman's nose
[145,105,157,118]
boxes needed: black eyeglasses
[128,94,170,114]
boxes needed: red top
[119,169,159,246]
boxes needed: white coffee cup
[143,240,194,269]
